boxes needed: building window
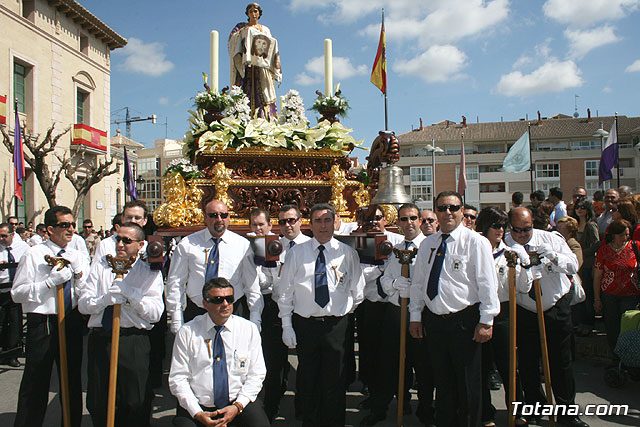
[137,157,161,177]
[536,141,568,151]
[22,0,35,22]
[480,183,506,193]
[76,89,89,124]
[479,164,502,173]
[80,34,89,54]
[475,144,504,154]
[571,140,600,150]
[585,181,600,198]
[585,160,599,178]
[455,165,479,180]
[619,158,633,168]
[14,62,28,114]
[536,163,560,178]
[410,184,432,202]
[410,166,431,183]
[536,181,560,192]
[138,178,162,207]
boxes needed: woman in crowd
[556,216,584,269]
[611,199,640,240]
[476,207,532,427]
[572,200,600,336]
[593,219,640,356]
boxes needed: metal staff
[392,247,417,427]
[105,254,136,427]
[534,277,555,427]
[45,254,72,427]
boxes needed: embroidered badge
[498,266,506,276]
[452,259,462,272]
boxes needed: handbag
[568,273,586,305]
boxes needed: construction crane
[111,107,157,139]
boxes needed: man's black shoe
[359,412,386,426]
[7,358,21,368]
[557,415,589,427]
[489,370,502,390]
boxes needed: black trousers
[260,295,289,420]
[148,297,167,388]
[424,304,482,427]
[408,311,435,423]
[14,310,84,427]
[0,291,22,354]
[184,295,249,324]
[293,313,349,427]
[517,293,576,406]
[356,300,387,390]
[174,402,270,427]
[87,327,153,427]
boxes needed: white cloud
[513,56,532,69]
[117,37,174,77]
[543,0,639,27]
[626,59,640,72]
[158,97,169,105]
[393,45,468,83]
[565,25,620,59]
[294,55,368,86]
[602,86,612,93]
[496,60,583,96]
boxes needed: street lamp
[425,140,444,207]
[592,123,609,190]
[135,175,145,194]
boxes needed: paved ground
[0,324,638,426]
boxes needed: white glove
[106,280,127,305]
[249,312,262,332]
[510,244,530,266]
[45,267,73,288]
[169,320,183,335]
[393,276,411,298]
[537,243,557,263]
[282,325,297,348]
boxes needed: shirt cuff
[409,311,422,322]
[235,394,251,409]
[479,314,494,326]
[185,396,204,419]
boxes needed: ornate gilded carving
[210,162,234,208]
[379,204,398,225]
[185,181,204,225]
[153,173,205,227]
[328,164,348,216]
[353,182,371,209]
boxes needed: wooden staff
[45,255,71,427]
[504,251,518,427]
[105,255,136,427]
[533,278,555,427]
[392,247,417,427]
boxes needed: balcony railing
[72,124,107,152]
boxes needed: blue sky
[84,0,640,160]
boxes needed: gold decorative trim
[194,178,362,187]
[379,204,398,225]
[198,146,349,159]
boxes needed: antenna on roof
[573,94,579,118]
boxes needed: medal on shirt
[452,259,463,272]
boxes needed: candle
[279,95,284,114]
[324,39,333,96]
[210,30,219,93]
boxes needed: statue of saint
[228,3,282,120]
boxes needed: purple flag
[13,106,25,201]
[123,147,138,200]
[598,118,617,186]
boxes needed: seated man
[169,277,269,427]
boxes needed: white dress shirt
[492,241,535,303]
[78,256,164,329]
[262,233,311,298]
[0,238,30,294]
[69,233,90,264]
[380,233,426,307]
[92,233,148,265]
[27,234,44,247]
[409,224,500,325]
[11,240,90,315]
[276,237,365,320]
[166,228,262,331]
[504,229,578,312]
[335,221,358,236]
[169,313,265,417]
[362,231,404,303]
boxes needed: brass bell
[371,165,412,205]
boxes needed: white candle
[279,96,284,114]
[324,39,333,96]
[210,30,219,93]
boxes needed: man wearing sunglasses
[258,205,309,421]
[409,191,499,427]
[93,200,149,266]
[78,222,164,427]
[566,186,587,218]
[420,209,438,236]
[276,203,365,427]
[596,189,619,238]
[167,199,262,335]
[27,223,48,246]
[505,208,587,427]
[462,204,478,230]
[0,223,29,367]
[11,206,90,427]
[169,277,269,427]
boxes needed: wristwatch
[232,401,244,413]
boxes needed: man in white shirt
[505,207,588,427]
[78,222,164,427]
[166,200,262,334]
[420,209,438,236]
[409,191,499,427]
[549,187,567,226]
[462,204,478,230]
[169,277,269,427]
[27,223,48,246]
[11,206,90,427]
[276,203,365,427]
[93,200,149,264]
[257,205,310,421]
[0,222,29,367]
[596,189,619,237]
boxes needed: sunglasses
[83,224,93,228]
[436,204,462,213]
[0,234,9,239]
[423,217,436,224]
[511,225,533,233]
[463,214,477,220]
[399,215,419,222]
[575,205,586,210]
[573,194,586,199]
[206,212,229,219]
[115,236,140,245]
[53,222,76,229]
[205,295,235,305]
[373,214,384,221]
[278,217,299,226]
[489,223,506,230]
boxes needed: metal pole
[528,124,534,194]
[431,139,436,208]
[615,113,620,188]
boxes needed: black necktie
[6,247,16,282]
[205,238,221,283]
[314,245,329,307]
[57,249,72,313]
[289,240,296,249]
[213,325,229,408]
[427,234,449,300]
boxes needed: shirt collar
[204,227,228,244]
[438,222,464,241]
[405,233,426,247]
[312,237,337,250]
[205,312,234,333]
[45,239,66,253]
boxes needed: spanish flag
[370,12,386,94]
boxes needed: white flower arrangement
[278,89,309,126]
[311,92,350,117]
[164,158,203,179]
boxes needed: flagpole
[528,123,534,194]
[382,9,388,130]
[615,112,620,188]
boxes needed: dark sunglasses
[399,215,419,222]
[436,204,462,213]
[0,234,9,239]
[205,295,234,305]
[83,224,93,228]
[53,222,76,229]
[489,223,505,230]
[463,214,477,220]
[423,217,436,224]
[374,214,385,221]
[278,217,299,226]
[206,212,229,219]
[115,236,140,245]
[573,194,586,199]
[511,225,533,233]
[575,204,586,210]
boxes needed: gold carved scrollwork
[210,162,234,208]
[185,181,204,225]
[379,204,398,225]
[353,182,371,208]
[153,173,204,227]
[328,164,348,216]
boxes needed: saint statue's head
[245,3,263,20]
